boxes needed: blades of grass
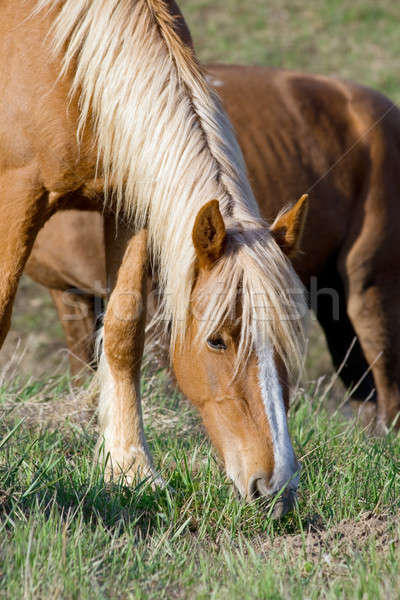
[0,418,24,450]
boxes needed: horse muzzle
[248,471,299,519]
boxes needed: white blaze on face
[256,344,300,494]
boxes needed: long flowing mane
[35,0,306,369]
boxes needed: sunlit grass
[1,370,399,599]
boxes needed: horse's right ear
[192,200,226,269]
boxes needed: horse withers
[1,2,306,515]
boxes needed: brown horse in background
[1,2,308,515]
[26,64,400,431]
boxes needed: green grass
[1,371,399,599]
[180,0,400,103]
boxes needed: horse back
[206,64,400,279]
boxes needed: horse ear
[192,200,226,269]
[270,194,308,258]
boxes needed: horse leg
[97,227,157,484]
[345,281,400,431]
[312,266,376,401]
[0,168,50,347]
[341,244,400,431]
[49,289,102,381]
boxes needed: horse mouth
[269,488,297,519]
[248,474,298,519]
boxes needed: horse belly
[26,211,107,293]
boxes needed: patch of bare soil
[258,511,399,569]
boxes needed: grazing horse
[1,2,307,514]
[26,64,400,431]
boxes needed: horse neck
[38,0,261,336]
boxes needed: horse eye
[207,336,227,351]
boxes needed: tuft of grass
[1,371,399,599]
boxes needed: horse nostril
[248,472,270,500]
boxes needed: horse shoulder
[0,1,97,197]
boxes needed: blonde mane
[35,0,306,370]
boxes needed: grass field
[2,1,400,598]
[1,373,400,598]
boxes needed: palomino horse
[26,64,400,430]
[1,2,307,514]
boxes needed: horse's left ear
[192,200,226,269]
[270,194,308,258]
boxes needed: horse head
[172,195,308,518]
